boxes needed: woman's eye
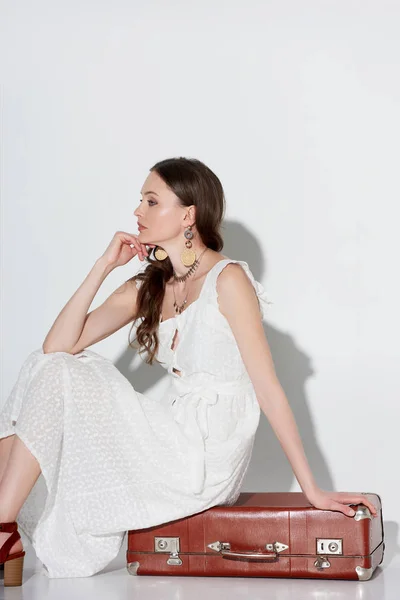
[139,198,156,206]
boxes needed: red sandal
[0,522,25,587]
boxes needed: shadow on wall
[239,317,329,493]
[224,220,333,493]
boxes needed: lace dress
[0,258,271,578]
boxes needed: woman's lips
[138,225,147,231]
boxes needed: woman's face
[133,171,189,246]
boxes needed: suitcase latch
[316,538,343,555]
[154,537,182,566]
[314,556,331,569]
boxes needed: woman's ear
[183,206,196,228]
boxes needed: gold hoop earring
[180,225,196,267]
[154,246,168,261]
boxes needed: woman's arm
[42,231,151,354]
[216,263,378,518]
[43,258,116,353]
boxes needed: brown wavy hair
[127,157,226,364]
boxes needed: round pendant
[180,247,196,267]
[154,246,168,261]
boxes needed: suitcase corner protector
[355,565,374,581]
[127,561,140,576]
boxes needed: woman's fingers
[330,501,357,517]
[331,493,378,517]
[124,234,157,261]
[347,495,378,517]
[125,234,145,260]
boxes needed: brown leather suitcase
[126,492,384,581]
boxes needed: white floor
[1,536,398,600]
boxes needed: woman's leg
[0,434,41,555]
[0,434,41,521]
[0,352,68,559]
[0,435,16,482]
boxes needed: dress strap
[206,258,273,319]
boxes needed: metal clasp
[154,537,182,566]
[314,556,331,569]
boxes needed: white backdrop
[1,0,399,563]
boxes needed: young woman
[0,157,377,585]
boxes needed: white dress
[0,258,271,578]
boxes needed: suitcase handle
[220,549,278,560]
[208,540,289,559]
